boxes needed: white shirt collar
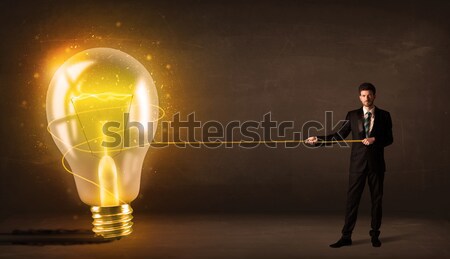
[363,106,375,116]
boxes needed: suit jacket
[318,106,393,173]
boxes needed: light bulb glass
[46,48,159,238]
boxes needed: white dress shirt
[363,106,375,135]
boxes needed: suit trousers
[341,162,385,239]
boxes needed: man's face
[359,90,376,107]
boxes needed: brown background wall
[0,0,448,217]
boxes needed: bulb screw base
[90,204,133,239]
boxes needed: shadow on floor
[382,234,411,243]
[0,229,115,246]
[352,233,411,246]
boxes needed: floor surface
[0,213,448,259]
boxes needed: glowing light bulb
[46,48,159,238]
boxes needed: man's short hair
[359,82,376,95]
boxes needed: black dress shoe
[329,238,352,248]
[371,237,382,247]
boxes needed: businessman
[306,83,393,248]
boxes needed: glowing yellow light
[47,47,159,239]
[98,155,120,206]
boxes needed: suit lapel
[369,106,379,138]
[357,108,365,139]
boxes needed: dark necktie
[364,112,372,138]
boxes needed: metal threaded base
[91,204,133,239]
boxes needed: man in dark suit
[306,83,393,248]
